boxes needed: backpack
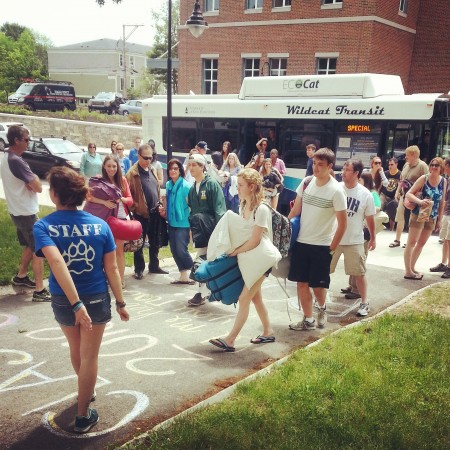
[262,202,291,259]
[192,254,244,305]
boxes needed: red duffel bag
[107,214,142,241]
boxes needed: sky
[2,0,167,47]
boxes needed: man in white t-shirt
[330,159,376,317]
[288,148,347,330]
[0,125,50,301]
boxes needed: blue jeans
[168,226,193,272]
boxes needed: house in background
[47,38,151,104]
[177,0,449,95]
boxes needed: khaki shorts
[441,215,450,240]
[10,214,38,249]
[395,197,406,223]
[409,213,436,231]
[330,243,366,276]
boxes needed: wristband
[116,302,126,308]
[72,300,83,312]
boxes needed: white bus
[142,73,449,194]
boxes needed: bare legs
[221,276,270,347]
[115,239,125,283]
[61,324,106,416]
[297,283,327,317]
[18,246,45,291]
[404,226,433,276]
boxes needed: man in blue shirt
[128,137,141,165]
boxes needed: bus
[142,73,450,192]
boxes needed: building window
[204,0,219,11]
[322,0,342,4]
[120,77,124,91]
[246,0,263,9]
[243,58,260,78]
[316,57,337,75]
[119,54,123,67]
[130,78,136,88]
[269,58,287,76]
[399,0,408,13]
[273,0,291,6]
[129,55,135,69]
[203,59,218,94]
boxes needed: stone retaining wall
[0,113,142,149]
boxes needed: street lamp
[166,0,208,164]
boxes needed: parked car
[88,92,124,115]
[22,137,84,178]
[0,122,32,151]
[118,100,143,116]
[8,81,76,111]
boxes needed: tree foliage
[0,25,49,99]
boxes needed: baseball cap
[196,141,208,150]
[189,153,206,166]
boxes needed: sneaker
[32,288,51,302]
[441,270,450,279]
[188,292,205,306]
[74,407,99,434]
[149,267,169,275]
[317,307,327,329]
[356,302,370,317]
[345,292,361,300]
[289,319,316,331]
[430,263,448,272]
[12,275,36,288]
[134,271,144,280]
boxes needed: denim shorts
[51,292,112,327]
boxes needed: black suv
[88,92,124,114]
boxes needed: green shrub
[129,113,142,125]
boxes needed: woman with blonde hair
[260,158,283,209]
[403,157,446,280]
[221,152,242,175]
[209,168,280,352]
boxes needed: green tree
[0,22,25,41]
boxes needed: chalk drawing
[0,349,33,365]
[99,334,158,357]
[42,390,149,438]
[0,313,18,329]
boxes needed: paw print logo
[62,240,95,275]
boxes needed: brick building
[178,0,449,95]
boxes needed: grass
[123,290,450,450]
[0,200,54,285]
[0,199,182,284]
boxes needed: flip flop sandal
[404,274,423,280]
[250,335,276,344]
[389,240,401,248]
[170,280,195,285]
[209,338,235,352]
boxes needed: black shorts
[288,242,332,289]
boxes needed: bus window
[166,118,197,153]
[437,124,450,158]
[199,119,240,153]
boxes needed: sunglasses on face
[430,163,440,167]
[89,146,96,149]
[22,138,30,143]
[373,161,381,165]
[140,155,152,161]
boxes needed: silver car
[118,100,143,116]
[0,122,32,151]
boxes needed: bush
[129,113,142,125]
[0,103,32,115]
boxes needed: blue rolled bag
[192,254,244,306]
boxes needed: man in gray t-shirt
[0,125,50,301]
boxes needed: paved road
[1,154,445,448]
[0,226,445,450]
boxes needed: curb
[119,281,440,449]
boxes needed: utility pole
[122,24,144,98]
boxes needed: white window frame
[130,78,136,89]
[246,0,263,11]
[129,55,135,69]
[242,57,261,79]
[316,56,337,75]
[268,57,288,77]
[204,0,220,12]
[321,0,343,9]
[273,0,291,7]
[202,58,218,95]
[399,0,408,14]
[119,53,123,67]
